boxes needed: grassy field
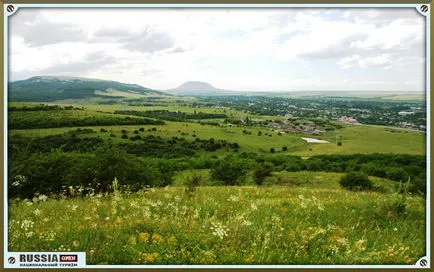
[9,120,425,156]
[8,174,425,265]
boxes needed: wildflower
[210,221,229,239]
[167,235,177,244]
[140,252,159,263]
[394,228,398,231]
[71,205,78,211]
[25,231,34,238]
[128,236,137,245]
[38,194,48,202]
[72,240,80,247]
[227,195,239,202]
[354,239,366,252]
[250,203,258,211]
[151,233,163,243]
[241,220,252,226]
[138,232,150,242]
[20,219,34,230]
[33,209,42,216]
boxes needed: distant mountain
[165,81,236,96]
[8,76,167,102]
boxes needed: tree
[339,172,373,191]
[253,162,274,185]
[211,157,247,185]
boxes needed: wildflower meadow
[8,183,425,265]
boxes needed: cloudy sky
[9,8,426,92]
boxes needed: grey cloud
[10,9,87,47]
[169,46,186,53]
[298,33,371,60]
[92,26,175,53]
[122,29,174,53]
[38,51,116,75]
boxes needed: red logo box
[59,255,78,262]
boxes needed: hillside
[8,76,168,101]
[165,81,236,96]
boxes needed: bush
[339,172,373,191]
[211,156,247,185]
[253,162,274,185]
[386,167,409,182]
[270,148,275,153]
[184,173,202,197]
[282,146,288,151]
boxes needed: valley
[7,76,427,265]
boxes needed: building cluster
[339,116,358,124]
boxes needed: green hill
[8,76,168,101]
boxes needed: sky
[8,7,426,92]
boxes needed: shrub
[121,134,128,139]
[339,172,373,191]
[253,162,274,185]
[211,157,247,185]
[184,173,202,197]
[386,167,409,182]
[282,146,288,151]
[270,148,275,153]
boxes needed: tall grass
[9,185,424,265]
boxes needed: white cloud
[8,7,426,91]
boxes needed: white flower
[241,220,252,226]
[33,209,42,216]
[250,203,258,211]
[227,195,239,202]
[71,205,78,211]
[38,194,48,202]
[394,228,398,231]
[210,221,229,239]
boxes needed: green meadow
[7,99,426,266]
[9,176,424,265]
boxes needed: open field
[9,120,425,156]
[9,178,424,265]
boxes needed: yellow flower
[167,235,177,244]
[151,233,163,243]
[404,255,413,264]
[140,252,159,263]
[138,232,150,242]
